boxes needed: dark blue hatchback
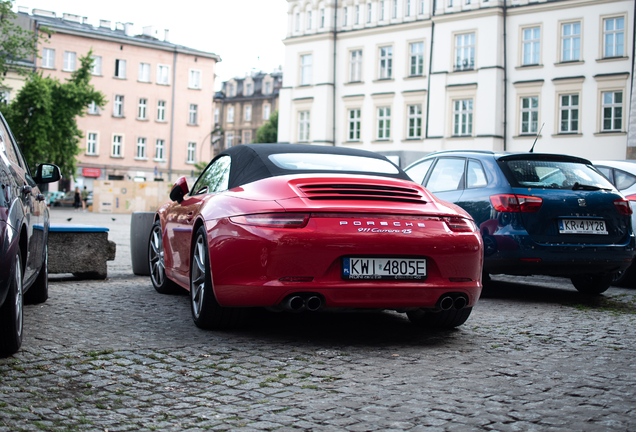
[405,151,635,294]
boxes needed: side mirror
[34,164,61,184]
[169,176,189,203]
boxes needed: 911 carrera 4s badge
[342,257,427,280]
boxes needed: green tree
[255,110,278,143]
[1,51,106,178]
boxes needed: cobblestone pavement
[0,209,635,431]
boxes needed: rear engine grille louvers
[298,183,427,204]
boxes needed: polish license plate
[559,219,608,235]
[342,257,427,280]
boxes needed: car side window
[0,118,22,168]
[614,169,636,191]
[405,159,433,185]
[466,159,487,189]
[191,156,231,195]
[425,158,465,193]
[595,166,612,182]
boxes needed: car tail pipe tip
[284,296,306,312]
[437,294,468,311]
[438,296,454,311]
[306,296,322,312]
[453,296,468,310]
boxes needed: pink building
[19,8,220,189]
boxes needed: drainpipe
[425,2,435,139]
[502,0,508,151]
[332,0,338,146]
[168,47,178,181]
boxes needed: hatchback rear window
[269,153,399,175]
[503,160,614,190]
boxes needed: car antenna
[529,123,545,153]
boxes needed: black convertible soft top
[214,143,410,189]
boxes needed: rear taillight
[444,217,477,232]
[490,194,543,213]
[614,199,633,216]
[624,194,636,202]
[230,213,310,228]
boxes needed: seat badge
[578,199,586,207]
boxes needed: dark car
[405,151,635,294]
[0,112,60,355]
[54,191,76,207]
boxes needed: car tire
[611,263,636,288]
[407,307,472,329]
[0,250,24,355]
[190,226,248,330]
[148,221,181,294]
[24,244,48,304]
[570,273,613,295]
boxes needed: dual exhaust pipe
[282,294,323,312]
[438,295,468,311]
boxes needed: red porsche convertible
[149,144,483,329]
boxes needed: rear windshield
[503,160,614,190]
[268,153,400,175]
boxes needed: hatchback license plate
[342,257,426,280]
[559,219,608,235]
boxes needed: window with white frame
[419,0,424,14]
[522,27,540,65]
[138,98,147,119]
[380,1,385,20]
[520,96,539,134]
[379,46,393,79]
[226,132,234,147]
[406,0,412,16]
[157,100,166,121]
[214,108,219,124]
[155,139,165,161]
[0,89,8,105]
[350,50,362,82]
[63,51,76,72]
[348,109,361,141]
[112,135,122,157]
[136,137,147,159]
[410,42,424,76]
[295,12,300,32]
[561,22,581,62]
[300,54,312,85]
[367,3,373,23]
[226,83,234,97]
[138,63,150,82]
[244,130,252,144]
[87,133,97,155]
[265,82,272,94]
[453,99,473,136]
[42,48,55,68]
[559,94,579,133]
[245,83,253,96]
[187,142,196,163]
[228,106,235,123]
[344,6,348,26]
[88,101,99,115]
[263,104,271,120]
[604,17,624,58]
[157,65,170,85]
[407,105,422,138]
[113,95,124,117]
[244,105,252,122]
[601,91,622,132]
[377,107,391,140]
[115,59,126,78]
[298,111,310,142]
[355,5,360,24]
[455,33,475,71]
[307,10,312,29]
[189,69,201,89]
[320,9,325,28]
[393,0,398,18]
[189,104,198,125]
[91,55,102,75]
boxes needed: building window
[112,135,122,157]
[307,10,312,29]
[88,101,99,115]
[244,130,252,144]
[350,50,362,82]
[559,94,579,133]
[244,105,252,122]
[138,98,147,120]
[407,105,422,139]
[379,46,393,79]
[245,83,253,96]
[409,42,424,76]
[295,12,300,32]
[187,142,196,163]
[520,96,539,134]
[602,91,622,132]
[138,63,150,82]
[604,17,624,58]
[189,69,201,89]
[228,106,235,123]
[157,100,166,121]
[214,108,220,125]
[320,9,325,28]
[157,65,170,85]
[226,132,234,147]
[91,55,102,75]
[455,33,475,71]
[115,59,126,78]
[419,0,424,14]
[265,82,272,94]
[263,104,271,120]
[377,107,391,140]
[380,1,385,20]
[226,83,234,97]
[136,138,147,159]
[63,51,76,72]
[348,109,361,141]
[453,99,473,136]
[300,54,312,85]
[344,6,348,26]
[155,139,165,161]
[393,0,397,18]
[367,3,372,23]
[42,48,55,68]
[522,27,540,65]
[298,111,310,142]
[355,5,360,24]
[406,0,412,16]
[561,22,581,62]
[87,133,97,155]
[113,95,124,117]
[189,104,198,125]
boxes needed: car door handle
[186,211,194,221]
[21,185,32,194]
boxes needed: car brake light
[230,213,310,228]
[444,217,476,232]
[624,194,636,202]
[490,194,543,213]
[613,199,633,216]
